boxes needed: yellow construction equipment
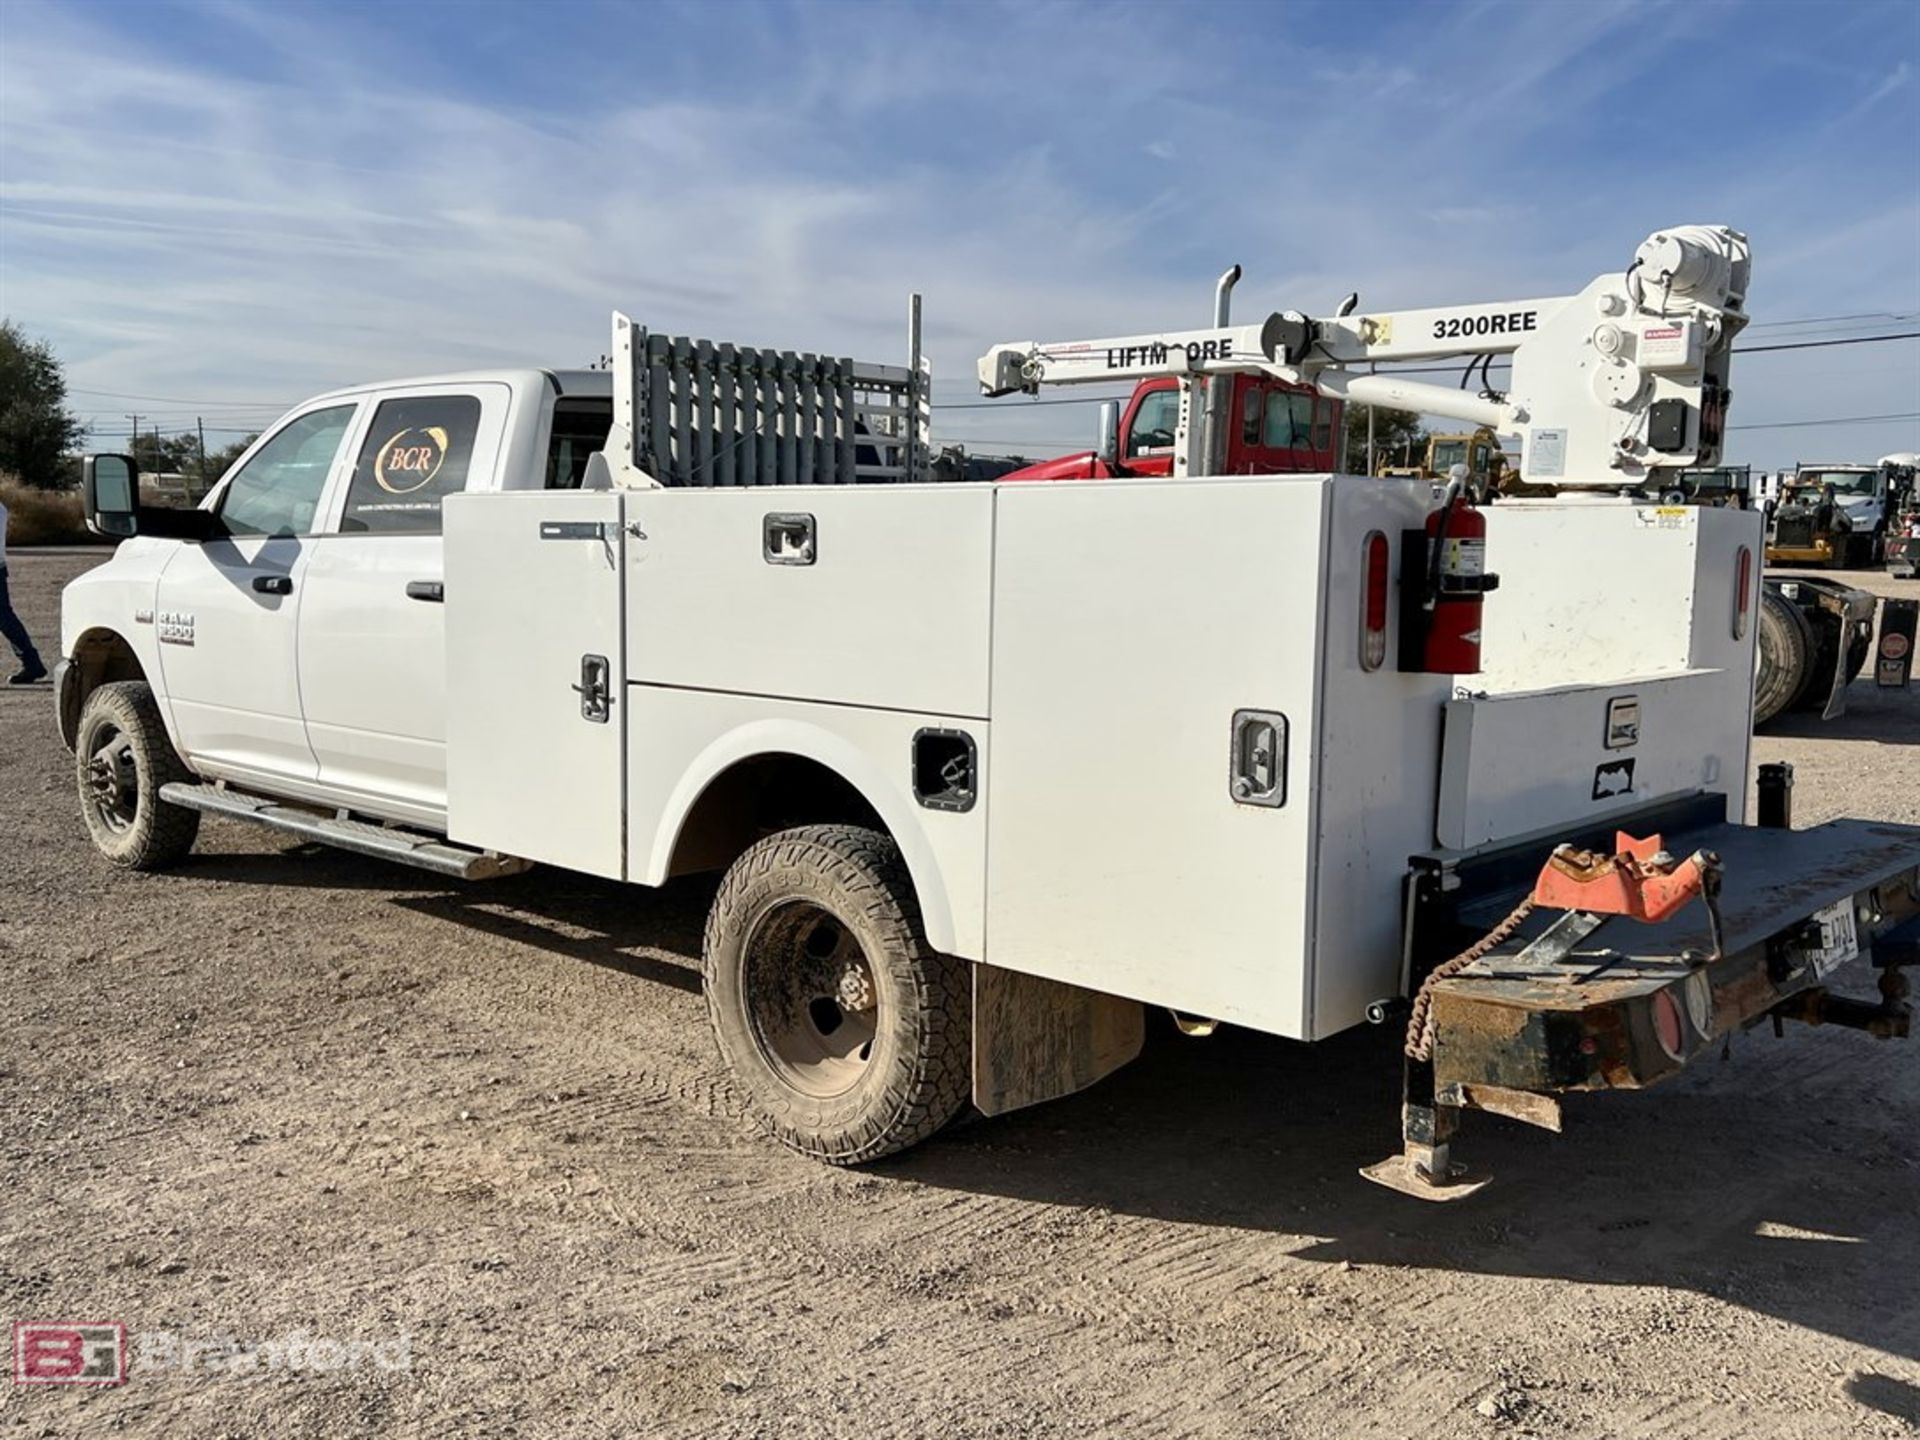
[1376,427,1512,500]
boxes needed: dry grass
[0,476,104,547]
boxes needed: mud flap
[971,964,1144,1117]
[1804,581,1878,720]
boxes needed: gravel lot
[2,548,1916,1439]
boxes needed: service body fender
[637,712,982,959]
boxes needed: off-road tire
[703,824,970,1165]
[1753,587,1813,726]
[75,680,200,870]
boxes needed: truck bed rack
[610,312,930,487]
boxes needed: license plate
[1803,899,1860,977]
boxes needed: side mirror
[1096,401,1120,467]
[81,453,223,543]
[82,454,140,538]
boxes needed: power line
[66,386,298,407]
[1746,310,1917,329]
[1735,331,1920,354]
[1726,411,1920,431]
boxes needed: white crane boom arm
[976,225,1751,487]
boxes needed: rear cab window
[545,399,613,489]
[340,395,486,534]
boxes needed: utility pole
[126,414,140,460]
[197,417,208,488]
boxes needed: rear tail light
[1733,545,1752,640]
[1361,530,1390,671]
[1653,989,1688,1060]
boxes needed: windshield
[1429,440,1468,472]
[1797,469,1876,496]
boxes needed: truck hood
[1835,495,1881,524]
[996,451,1111,483]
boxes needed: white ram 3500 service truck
[60,224,1920,1198]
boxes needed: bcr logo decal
[373,426,450,494]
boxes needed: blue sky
[1,0,1916,469]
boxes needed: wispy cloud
[0,0,1914,464]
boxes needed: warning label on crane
[1528,428,1566,478]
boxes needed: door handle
[252,574,294,596]
[405,580,445,603]
[571,654,612,723]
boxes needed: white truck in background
[60,225,1920,1198]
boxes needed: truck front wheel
[75,681,200,870]
[703,824,971,1164]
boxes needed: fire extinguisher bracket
[1397,515,1502,675]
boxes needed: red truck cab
[999,374,1341,481]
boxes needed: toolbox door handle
[763,512,816,566]
[1229,709,1288,808]
[571,654,612,723]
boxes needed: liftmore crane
[981,224,1749,491]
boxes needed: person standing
[0,497,49,685]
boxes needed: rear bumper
[1411,798,1920,1097]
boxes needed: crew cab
[59,369,612,831]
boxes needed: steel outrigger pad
[1359,1152,1493,1202]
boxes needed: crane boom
[977,225,1750,488]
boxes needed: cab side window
[340,394,483,534]
[216,405,356,538]
[1262,391,1314,449]
[1126,389,1180,457]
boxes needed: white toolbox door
[443,490,627,879]
[986,476,1331,1038]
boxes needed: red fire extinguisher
[1416,487,1499,674]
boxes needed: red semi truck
[999,374,1341,481]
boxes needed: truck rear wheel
[75,680,200,870]
[1753,587,1813,726]
[703,824,970,1165]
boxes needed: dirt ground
[2,548,1916,1439]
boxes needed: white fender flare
[642,717,962,956]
